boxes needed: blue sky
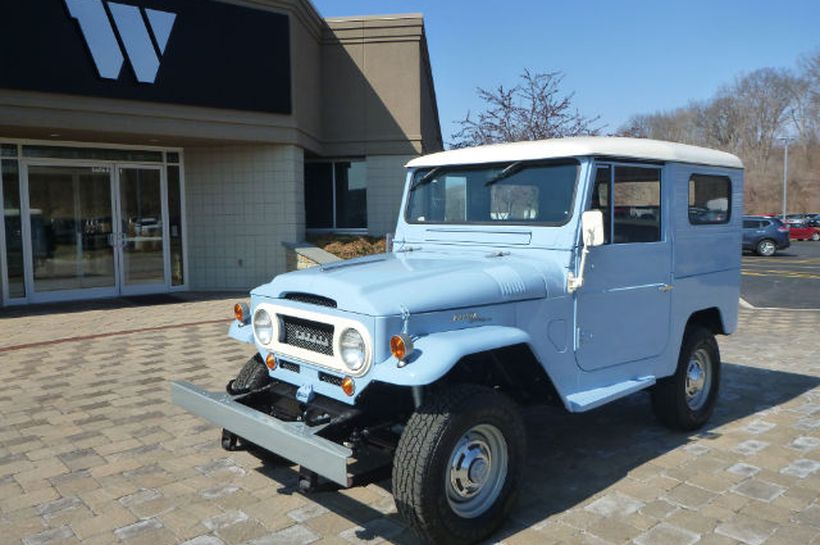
[312,0,819,145]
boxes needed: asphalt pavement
[742,241,820,309]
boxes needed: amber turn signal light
[234,302,250,323]
[265,353,277,370]
[341,376,355,396]
[390,334,414,361]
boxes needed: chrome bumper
[170,380,352,486]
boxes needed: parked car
[173,137,743,545]
[743,216,790,256]
[787,221,820,241]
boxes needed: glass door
[25,164,117,300]
[116,166,166,294]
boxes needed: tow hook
[298,467,319,493]
[221,429,240,451]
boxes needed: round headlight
[339,328,366,371]
[253,308,274,345]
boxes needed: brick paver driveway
[1,295,818,545]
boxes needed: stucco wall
[184,144,304,289]
[321,15,429,158]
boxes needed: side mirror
[568,210,605,294]
[582,210,605,248]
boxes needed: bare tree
[790,51,819,149]
[731,68,796,170]
[451,70,601,148]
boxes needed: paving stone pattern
[0,298,818,545]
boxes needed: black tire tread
[233,354,270,391]
[393,385,525,545]
[652,325,720,431]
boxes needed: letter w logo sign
[65,0,176,84]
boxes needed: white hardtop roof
[406,136,743,169]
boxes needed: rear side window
[689,175,731,225]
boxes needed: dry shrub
[307,235,386,260]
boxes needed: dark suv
[743,216,790,256]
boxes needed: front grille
[280,315,334,356]
[283,292,337,308]
[279,360,301,373]
[319,372,344,386]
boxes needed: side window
[742,220,757,229]
[689,174,731,225]
[613,166,661,243]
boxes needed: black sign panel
[0,0,291,114]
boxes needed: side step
[566,376,656,412]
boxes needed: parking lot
[742,241,820,309]
[0,294,818,545]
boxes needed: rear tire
[652,326,721,431]
[393,385,525,545]
[756,239,776,256]
[812,232,820,242]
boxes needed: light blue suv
[173,137,744,545]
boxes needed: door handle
[659,284,673,293]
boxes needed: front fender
[369,325,532,386]
[228,321,254,344]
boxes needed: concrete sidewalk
[0,296,818,545]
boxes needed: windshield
[406,161,579,226]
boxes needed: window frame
[589,160,664,245]
[687,174,732,226]
[405,158,581,227]
[305,158,368,234]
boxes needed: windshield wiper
[485,161,523,186]
[409,167,442,192]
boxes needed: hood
[255,251,550,316]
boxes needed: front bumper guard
[171,380,352,486]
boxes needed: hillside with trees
[619,52,818,213]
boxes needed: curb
[739,297,820,312]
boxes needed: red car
[788,222,820,241]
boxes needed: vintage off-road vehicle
[172,137,743,545]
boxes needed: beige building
[0,0,442,305]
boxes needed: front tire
[652,326,721,431]
[812,232,820,242]
[393,385,525,545]
[222,355,271,451]
[756,239,776,256]
[232,354,270,392]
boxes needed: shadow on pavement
[0,291,243,319]
[243,362,819,544]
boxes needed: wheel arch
[686,307,727,335]
[434,343,561,406]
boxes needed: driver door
[574,163,672,371]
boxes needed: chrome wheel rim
[759,240,775,256]
[685,347,712,411]
[446,424,508,519]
